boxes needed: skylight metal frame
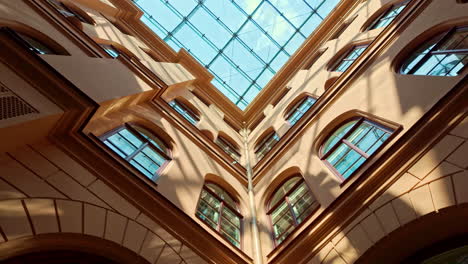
[134,0,340,109]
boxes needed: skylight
[135,0,341,110]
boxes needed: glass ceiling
[134,0,341,110]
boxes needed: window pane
[272,204,294,239]
[107,133,138,156]
[222,206,240,227]
[201,190,222,210]
[220,217,240,241]
[169,100,198,124]
[197,198,220,223]
[333,149,363,178]
[132,151,161,175]
[287,97,316,125]
[402,27,468,76]
[322,120,358,154]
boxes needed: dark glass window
[47,0,93,24]
[268,177,318,245]
[169,100,199,125]
[15,32,55,55]
[255,131,280,160]
[100,124,171,181]
[367,0,409,30]
[216,136,241,162]
[196,183,242,248]
[285,96,317,125]
[332,45,369,72]
[321,117,394,180]
[401,26,468,76]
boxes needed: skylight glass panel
[134,0,341,110]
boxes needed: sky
[134,0,341,110]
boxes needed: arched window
[267,176,318,245]
[331,44,369,72]
[285,96,317,125]
[8,30,56,55]
[401,26,468,76]
[169,99,200,125]
[196,182,242,248]
[320,117,394,180]
[366,0,409,30]
[100,124,171,181]
[255,131,280,160]
[215,135,241,162]
[47,0,94,25]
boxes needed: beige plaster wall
[0,139,207,264]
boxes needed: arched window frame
[400,26,468,76]
[267,176,319,246]
[1,27,59,55]
[99,123,172,181]
[254,130,280,160]
[330,44,369,72]
[365,0,410,31]
[319,116,397,181]
[215,134,241,162]
[284,95,317,126]
[168,99,200,125]
[196,182,243,248]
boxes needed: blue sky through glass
[134,0,341,110]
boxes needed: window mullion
[126,142,148,161]
[343,139,369,158]
[285,196,299,227]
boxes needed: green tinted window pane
[221,229,241,248]
[272,211,294,238]
[270,177,300,207]
[271,201,290,224]
[334,149,363,177]
[322,120,357,154]
[402,28,468,76]
[220,218,240,241]
[326,143,351,166]
[136,0,340,109]
[196,211,218,229]
[200,190,222,210]
[198,199,220,223]
[222,207,240,227]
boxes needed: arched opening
[327,41,371,72]
[216,132,241,161]
[283,93,317,126]
[361,0,410,31]
[98,123,172,181]
[168,97,201,125]
[196,181,243,249]
[399,25,468,76]
[266,175,319,246]
[317,112,399,181]
[254,128,280,161]
[0,20,70,55]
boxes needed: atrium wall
[0,0,466,263]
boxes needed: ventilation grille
[0,85,38,121]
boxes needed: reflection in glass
[401,27,468,76]
[322,118,393,180]
[196,183,242,248]
[100,124,171,181]
[268,177,318,245]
